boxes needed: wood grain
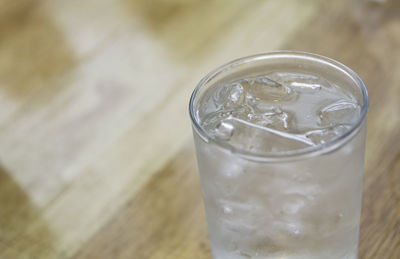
[0,0,399,258]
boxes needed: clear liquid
[198,72,361,153]
[194,72,364,259]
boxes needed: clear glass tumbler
[189,52,368,259]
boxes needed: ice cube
[199,73,360,153]
[214,120,235,141]
[228,117,315,151]
[244,76,296,102]
[213,83,245,110]
[229,83,245,104]
[268,72,328,93]
[281,194,308,214]
[284,222,303,236]
[219,200,258,235]
[290,81,322,92]
[319,100,361,126]
[221,219,257,235]
[222,163,243,179]
[305,125,349,145]
[245,105,292,131]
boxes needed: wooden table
[0,0,399,258]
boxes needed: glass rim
[189,51,369,162]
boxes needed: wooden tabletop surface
[0,0,399,258]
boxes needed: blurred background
[0,0,399,258]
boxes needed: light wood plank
[0,0,399,258]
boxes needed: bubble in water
[219,199,258,214]
[273,221,305,238]
[222,163,243,178]
[292,171,312,182]
[219,200,258,235]
[319,100,361,126]
[282,194,307,214]
[223,205,233,215]
[285,222,302,236]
